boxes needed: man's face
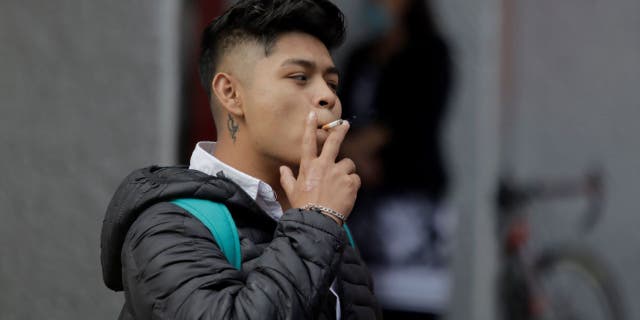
[237,32,342,167]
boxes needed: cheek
[249,97,302,145]
[275,109,307,161]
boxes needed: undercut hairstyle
[198,0,346,99]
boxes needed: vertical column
[434,0,504,319]
[158,0,181,165]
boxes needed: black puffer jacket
[101,166,382,319]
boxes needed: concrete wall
[428,1,640,319]
[0,1,179,319]
[432,1,502,319]
[508,1,640,319]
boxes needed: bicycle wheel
[533,248,625,320]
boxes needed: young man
[100,0,382,319]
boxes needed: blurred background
[1,0,639,319]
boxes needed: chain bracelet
[302,203,346,223]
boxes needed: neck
[213,138,293,211]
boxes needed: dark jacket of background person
[339,1,452,201]
[100,166,382,320]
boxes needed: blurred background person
[338,0,455,319]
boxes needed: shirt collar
[188,141,282,219]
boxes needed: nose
[314,83,338,110]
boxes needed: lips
[317,121,332,129]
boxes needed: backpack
[171,198,356,269]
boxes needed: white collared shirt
[189,141,284,221]
[189,141,341,319]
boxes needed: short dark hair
[198,0,346,98]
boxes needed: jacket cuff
[280,208,349,251]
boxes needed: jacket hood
[100,165,263,291]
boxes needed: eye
[289,74,308,82]
[327,82,339,92]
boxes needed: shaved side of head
[209,40,264,134]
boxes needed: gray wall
[433,1,502,319]
[508,1,640,319]
[431,1,640,318]
[438,0,640,319]
[0,1,179,319]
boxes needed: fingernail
[308,111,316,121]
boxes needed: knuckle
[338,158,355,171]
[343,175,359,190]
[352,174,361,188]
[346,158,356,170]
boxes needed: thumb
[279,165,296,196]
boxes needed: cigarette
[321,119,345,130]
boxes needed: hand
[280,112,361,224]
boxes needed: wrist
[302,203,345,226]
[322,212,343,226]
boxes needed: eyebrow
[280,58,340,77]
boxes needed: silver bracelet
[302,203,346,223]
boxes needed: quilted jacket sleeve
[121,202,349,320]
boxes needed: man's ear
[211,72,244,117]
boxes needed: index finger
[319,121,350,161]
[301,111,318,163]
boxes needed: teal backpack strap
[343,224,356,248]
[171,198,242,269]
